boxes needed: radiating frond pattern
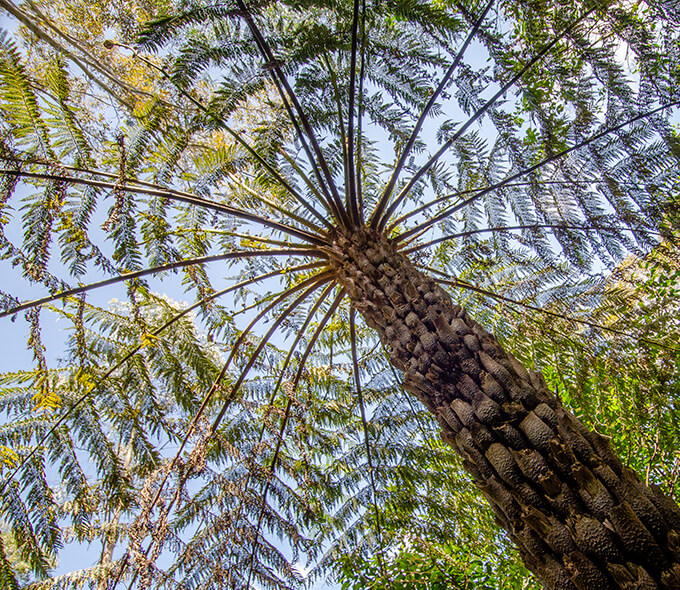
[1,0,680,587]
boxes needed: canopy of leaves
[0,0,679,587]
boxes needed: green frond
[0,532,22,590]
[0,32,52,157]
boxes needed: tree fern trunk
[329,228,680,590]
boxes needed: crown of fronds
[1,0,680,587]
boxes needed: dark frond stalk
[396,99,680,243]
[405,222,661,254]
[236,0,351,229]
[0,156,146,186]
[278,147,336,227]
[148,227,307,249]
[243,288,346,588]
[214,278,337,434]
[378,6,596,231]
[369,0,495,229]
[1,249,324,318]
[210,272,336,430]
[225,171,325,233]
[0,262,326,498]
[251,37,339,222]
[219,283,336,584]
[423,267,678,352]
[0,168,329,246]
[345,0,362,226]
[397,225,433,250]
[349,308,387,578]
[214,270,335,395]
[265,285,337,416]
[329,227,680,588]
[114,274,334,590]
[321,52,350,203]
[121,51,334,228]
[387,179,652,232]
[356,0,367,222]
[218,115,339,232]
[229,281,336,503]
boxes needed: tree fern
[2,0,680,587]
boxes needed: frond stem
[356,0,367,221]
[224,171,323,233]
[396,100,680,243]
[388,179,651,232]
[115,47,333,229]
[1,249,323,319]
[346,0,362,226]
[225,283,335,580]
[423,266,680,352]
[379,5,595,231]
[0,168,328,246]
[350,308,387,577]
[244,287,345,588]
[405,222,662,254]
[236,0,350,229]
[369,0,495,228]
[210,272,336,431]
[277,148,336,228]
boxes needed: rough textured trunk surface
[328,228,680,590]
